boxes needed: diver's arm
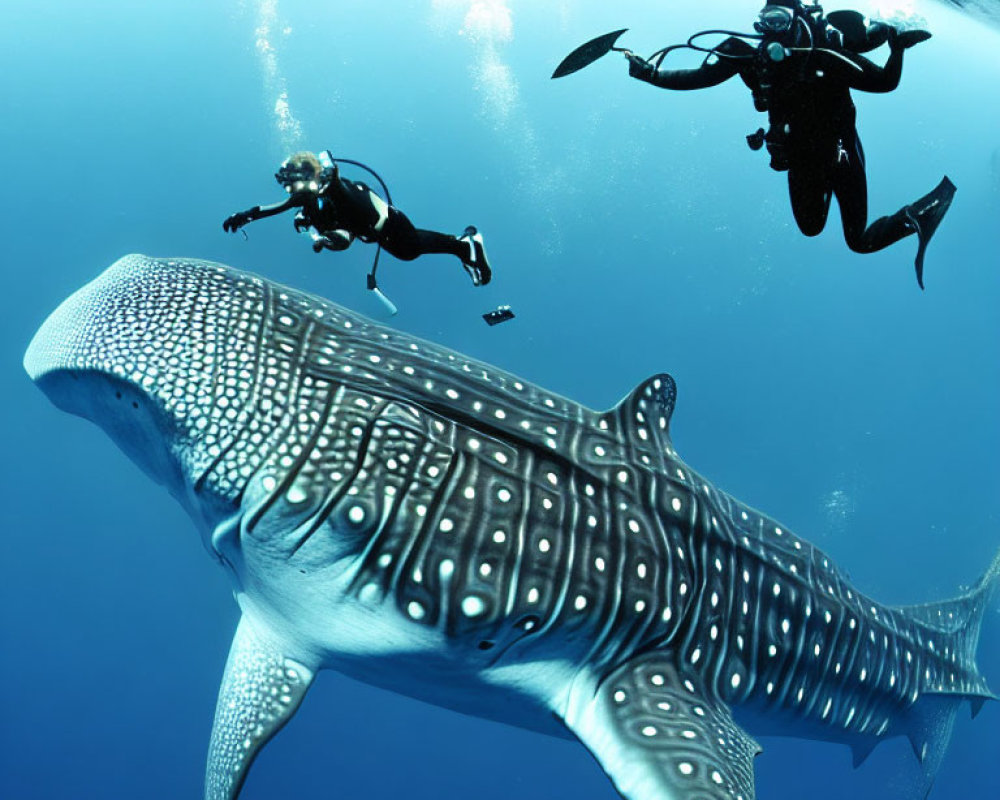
[824,48,903,93]
[222,194,308,232]
[248,194,310,220]
[628,38,745,91]
[310,229,354,252]
[629,53,739,90]
[648,61,739,90]
[841,28,931,93]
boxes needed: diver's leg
[835,133,878,251]
[413,229,470,258]
[836,132,911,255]
[835,132,955,287]
[378,208,445,261]
[787,157,833,237]
[378,209,491,285]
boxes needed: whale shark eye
[477,640,495,651]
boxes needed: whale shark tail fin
[977,545,1000,598]
[895,547,1000,696]
[892,546,1000,794]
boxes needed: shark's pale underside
[24,255,999,800]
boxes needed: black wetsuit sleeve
[645,58,739,90]
[242,193,310,221]
[639,37,748,90]
[818,48,902,93]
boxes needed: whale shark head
[23,254,267,527]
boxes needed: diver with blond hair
[223,150,492,286]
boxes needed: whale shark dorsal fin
[205,616,315,800]
[601,373,678,468]
[562,653,761,800]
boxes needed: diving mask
[755,5,795,34]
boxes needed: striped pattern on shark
[24,254,999,800]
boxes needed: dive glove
[626,53,656,81]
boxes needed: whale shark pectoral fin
[851,739,878,769]
[562,655,761,800]
[205,616,315,800]
[971,697,987,719]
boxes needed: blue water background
[1,1,998,798]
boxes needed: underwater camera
[483,305,515,326]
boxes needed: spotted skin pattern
[24,255,999,800]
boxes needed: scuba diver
[624,0,955,288]
[223,151,492,287]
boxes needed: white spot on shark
[461,596,485,617]
[407,601,426,620]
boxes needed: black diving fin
[905,176,956,290]
[552,29,629,78]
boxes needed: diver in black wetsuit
[626,0,955,288]
[223,151,492,286]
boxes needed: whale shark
[935,0,1000,29]
[24,254,998,800]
